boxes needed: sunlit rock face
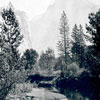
[30,0,99,56]
[7,0,100,56]
[15,10,32,53]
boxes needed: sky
[0,0,55,20]
[0,0,100,20]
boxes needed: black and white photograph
[0,0,100,100]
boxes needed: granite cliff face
[15,10,32,53]
[30,0,99,56]
[1,1,99,55]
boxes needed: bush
[65,62,85,78]
[6,83,32,100]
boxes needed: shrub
[65,62,85,78]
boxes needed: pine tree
[22,49,38,70]
[71,24,85,67]
[71,24,79,61]
[0,5,23,99]
[79,25,85,45]
[86,9,100,54]
[85,9,100,77]
[72,24,85,45]
[0,6,23,70]
[71,24,79,43]
[57,11,70,64]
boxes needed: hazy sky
[0,0,100,20]
[0,0,55,20]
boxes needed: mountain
[15,10,32,53]
[30,0,99,56]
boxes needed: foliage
[86,9,100,77]
[6,83,33,100]
[71,24,86,68]
[63,89,90,100]
[86,9,100,54]
[65,62,85,78]
[57,11,70,64]
[72,24,85,44]
[22,49,38,70]
[83,46,100,77]
[39,48,55,75]
[0,6,24,99]
[54,55,72,73]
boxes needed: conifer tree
[57,11,70,64]
[0,5,23,99]
[86,9,100,54]
[71,24,85,67]
[85,9,100,77]
[0,6,23,70]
